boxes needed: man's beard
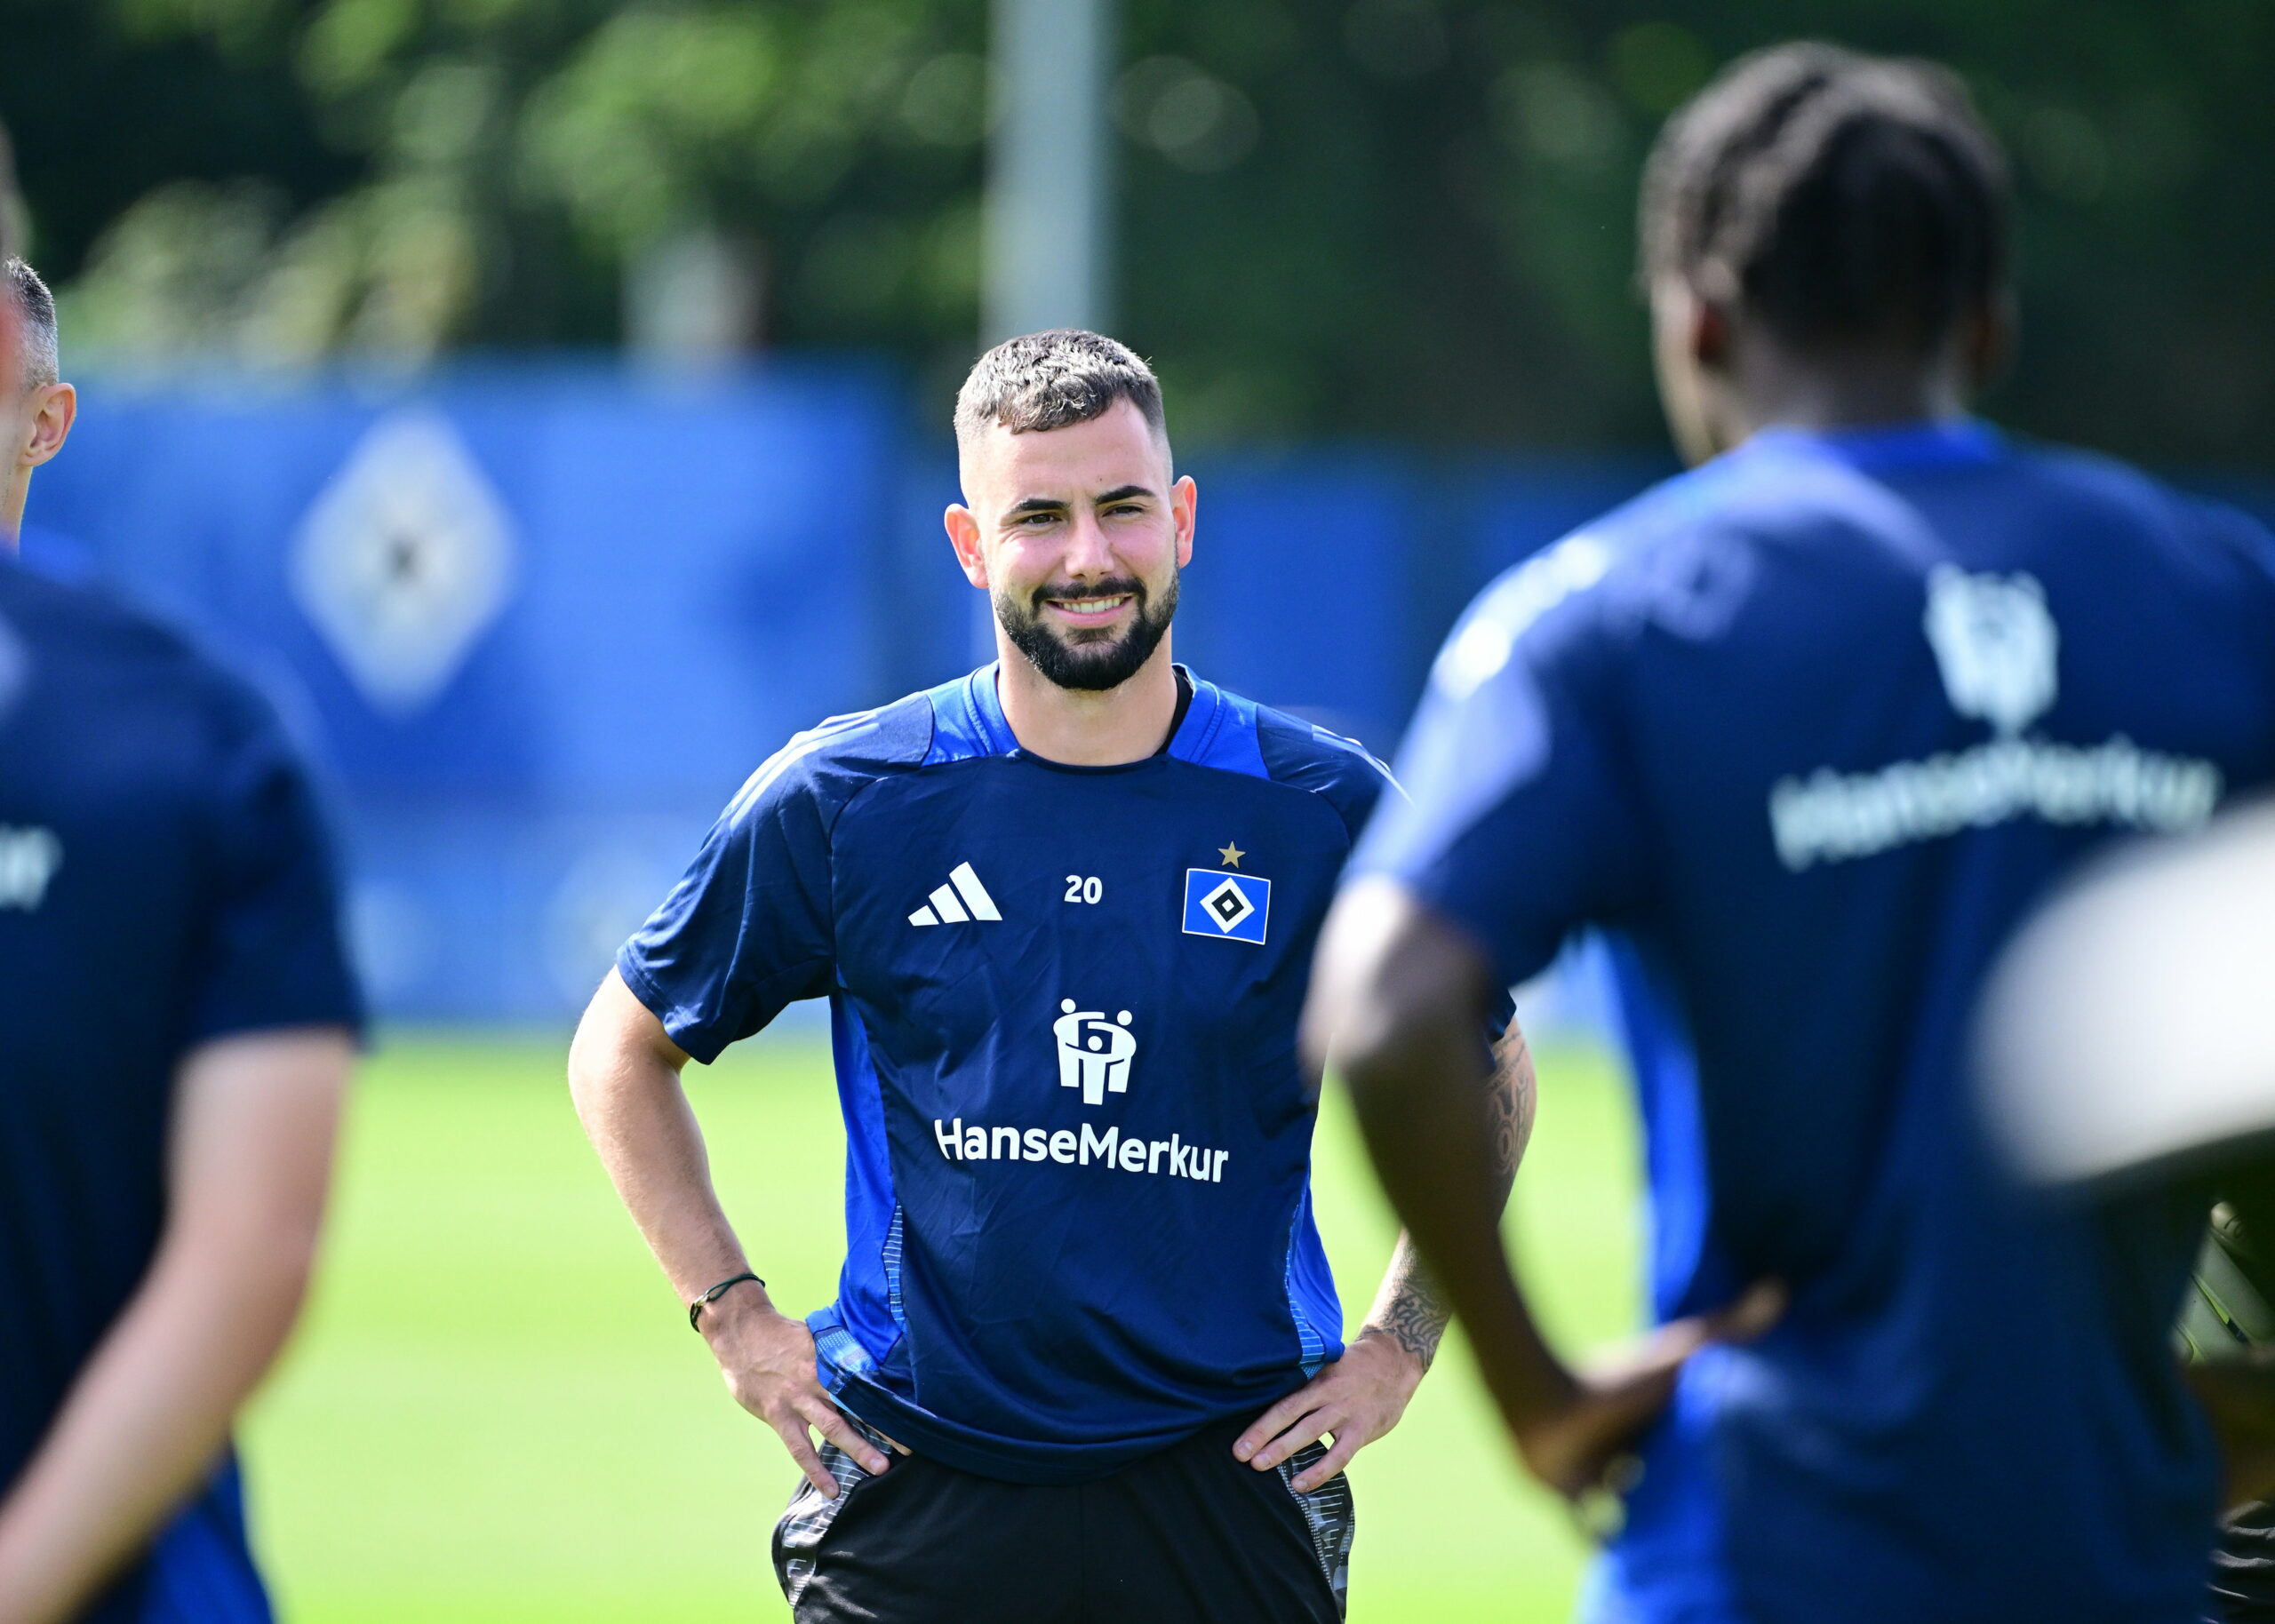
[995,571,1179,693]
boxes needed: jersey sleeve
[188,680,363,1045]
[1351,537,1654,988]
[617,737,850,1064]
[1253,709,1399,849]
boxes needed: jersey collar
[950,660,1256,773]
[962,661,1020,755]
[1164,667,1260,773]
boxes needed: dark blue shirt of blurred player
[1326,44,2275,1624]
[0,252,361,1622]
[0,556,362,1622]
[1364,418,2275,1624]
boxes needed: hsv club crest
[1922,565,2059,736]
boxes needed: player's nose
[1058,507,1115,577]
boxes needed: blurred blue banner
[28,362,1672,1022]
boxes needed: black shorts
[771,1413,1354,1622]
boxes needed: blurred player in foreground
[1981,800,2275,1620]
[0,189,362,1622]
[1,257,92,581]
[571,330,1528,1621]
[1308,43,2275,1624]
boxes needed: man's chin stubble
[998,574,1177,693]
[1002,619,1145,692]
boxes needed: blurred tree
[0,0,2268,463]
[1,0,990,371]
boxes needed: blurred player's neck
[994,634,1182,768]
[1711,328,1976,458]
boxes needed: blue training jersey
[620,664,1391,1483]
[0,557,361,1623]
[1355,421,2275,1624]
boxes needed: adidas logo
[908,862,1002,927]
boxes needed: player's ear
[1651,272,1728,373]
[1689,294,1731,371]
[1171,475,1196,570]
[20,384,75,469]
[944,504,989,588]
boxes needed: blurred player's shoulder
[1427,455,1775,697]
[1,544,174,650]
[0,548,255,719]
[1454,422,2275,673]
[2002,436,2275,592]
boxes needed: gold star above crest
[1218,842,1245,868]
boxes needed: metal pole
[984,0,1116,343]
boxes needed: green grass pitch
[239,1033,1642,1621]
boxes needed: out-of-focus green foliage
[2,0,2270,460]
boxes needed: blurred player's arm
[0,1027,351,1624]
[1368,1018,1537,1357]
[568,968,891,1496]
[1235,1021,1535,1487]
[1305,878,1776,1500]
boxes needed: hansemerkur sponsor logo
[930,999,1231,1184]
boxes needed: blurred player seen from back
[0,245,363,1623]
[1311,42,2275,1624]
[571,330,1530,1622]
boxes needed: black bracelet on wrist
[689,1271,766,1332]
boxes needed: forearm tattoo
[1366,1024,1536,1372]
[1486,1023,1537,1205]
[1371,1238,1451,1371]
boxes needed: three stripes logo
[908,862,1002,927]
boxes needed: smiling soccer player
[569,330,1531,1623]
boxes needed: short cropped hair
[4,259,58,392]
[1640,43,2009,355]
[954,330,1167,453]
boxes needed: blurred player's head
[4,255,76,544]
[1639,44,2012,465]
[947,330,1195,693]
